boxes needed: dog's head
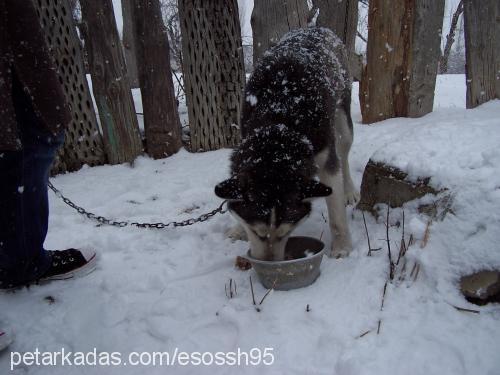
[215,177,331,261]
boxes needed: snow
[246,94,258,106]
[2,75,500,374]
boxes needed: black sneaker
[40,248,97,281]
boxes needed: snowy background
[1,75,499,374]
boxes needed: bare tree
[251,0,309,65]
[439,0,464,74]
[179,0,246,151]
[160,0,183,71]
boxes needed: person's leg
[0,149,26,287]
[0,71,63,288]
[20,114,65,280]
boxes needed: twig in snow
[406,234,414,257]
[421,219,432,248]
[357,330,372,339]
[385,205,395,280]
[225,278,237,299]
[396,209,406,266]
[249,276,277,312]
[409,262,418,279]
[412,264,420,282]
[259,278,277,305]
[362,211,381,256]
[377,281,388,334]
[398,260,407,283]
[451,305,480,314]
[249,276,256,305]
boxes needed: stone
[460,270,500,305]
[356,159,451,219]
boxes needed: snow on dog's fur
[215,28,359,261]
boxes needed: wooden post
[251,0,309,65]
[360,0,445,124]
[179,0,245,151]
[80,0,143,164]
[463,0,500,109]
[122,0,140,89]
[132,0,182,158]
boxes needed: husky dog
[215,28,358,261]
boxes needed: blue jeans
[0,73,64,288]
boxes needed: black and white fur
[215,28,358,261]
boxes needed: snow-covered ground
[1,75,500,374]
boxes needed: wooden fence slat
[463,0,500,109]
[132,0,182,158]
[361,0,444,124]
[80,0,143,164]
[179,0,245,151]
[34,0,106,173]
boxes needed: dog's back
[241,27,351,155]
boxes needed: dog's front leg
[319,169,353,258]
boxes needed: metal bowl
[246,236,325,290]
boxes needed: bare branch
[439,0,464,74]
[357,31,367,43]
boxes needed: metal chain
[47,181,227,229]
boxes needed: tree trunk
[122,0,140,88]
[80,0,142,164]
[360,0,445,124]
[463,0,500,109]
[179,0,245,151]
[439,0,464,74]
[312,0,358,65]
[251,0,309,65]
[132,0,182,158]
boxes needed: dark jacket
[0,0,71,151]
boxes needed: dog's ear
[215,178,244,201]
[301,180,332,200]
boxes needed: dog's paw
[344,188,360,206]
[329,248,351,259]
[328,236,352,258]
[226,225,248,242]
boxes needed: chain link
[47,181,227,229]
